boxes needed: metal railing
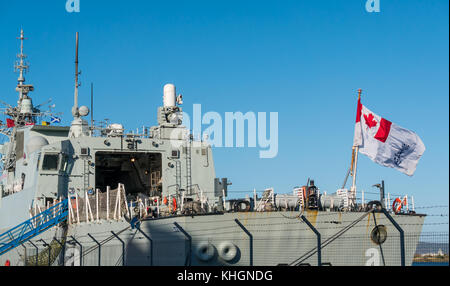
[0,199,68,256]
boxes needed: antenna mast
[12,29,35,125]
[68,32,90,138]
[16,29,29,93]
[72,32,80,118]
[14,30,34,110]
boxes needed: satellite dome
[26,136,49,155]
[79,106,90,117]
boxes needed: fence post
[70,236,83,266]
[87,233,101,266]
[96,189,99,222]
[21,244,27,266]
[106,186,110,220]
[173,222,191,266]
[381,208,405,266]
[234,219,253,266]
[39,239,51,266]
[136,226,153,266]
[28,241,39,266]
[301,215,321,266]
[53,238,66,266]
[111,231,126,266]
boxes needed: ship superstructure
[0,31,426,266]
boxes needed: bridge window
[42,154,59,171]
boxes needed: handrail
[0,199,68,256]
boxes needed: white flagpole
[351,89,362,206]
[351,147,359,189]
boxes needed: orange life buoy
[163,197,168,205]
[392,197,403,214]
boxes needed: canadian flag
[353,98,425,176]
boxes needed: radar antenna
[1,30,36,170]
[15,29,29,91]
[11,29,36,126]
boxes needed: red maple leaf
[364,113,377,129]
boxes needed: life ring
[392,198,403,214]
[233,200,250,212]
[218,242,238,262]
[367,200,383,210]
[195,242,216,262]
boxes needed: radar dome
[26,136,49,155]
[79,106,90,117]
[20,98,33,113]
[163,84,176,107]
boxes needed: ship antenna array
[72,32,81,119]
[15,29,29,90]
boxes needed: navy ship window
[171,150,180,158]
[42,154,59,171]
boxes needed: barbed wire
[28,230,449,247]
[414,205,448,209]
[425,214,449,217]
[223,189,423,198]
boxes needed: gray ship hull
[1,210,425,266]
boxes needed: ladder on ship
[185,135,193,195]
[175,160,181,191]
[83,159,90,193]
[256,188,274,211]
[0,199,68,256]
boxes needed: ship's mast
[13,29,36,125]
[16,29,28,94]
[72,32,80,118]
[68,32,90,138]
[1,30,36,170]
[15,30,34,108]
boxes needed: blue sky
[0,0,448,232]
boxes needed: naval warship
[0,31,425,266]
